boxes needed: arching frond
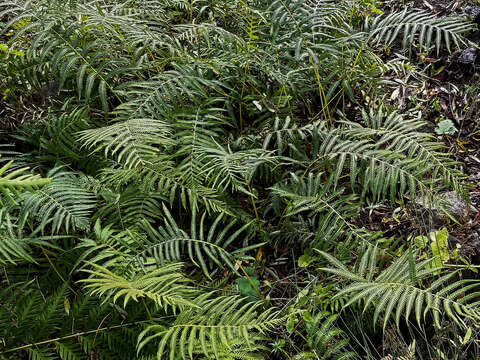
[270,172,379,251]
[20,167,97,233]
[343,108,466,195]
[319,246,480,329]
[93,185,164,227]
[138,204,260,277]
[80,262,197,310]
[0,211,62,264]
[298,311,358,360]
[138,293,282,360]
[78,119,173,169]
[0,157,50,203]
[199,142,277,194]
[309,121,450,203]
[364,7,474,54]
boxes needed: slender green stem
[0,321,151,354]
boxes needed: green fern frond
[364,7,474,55]
[42,106,91,162]
[0,158,50,203]
[137,204,260,277]
[80,262,197,310]
[302,311,358,360]
[78,119,173,169]
[137,293,282,360]
[26,348,56,360]
[199,141,277,194]
[0,211,63,264]
[310,120,446,203]
[318,246,480,330]
[93,185,164,227]
[98,164,231,215]
[343,108,466,195]
[72,220,148,272]
[20,167,97,233]
[270,173,379,250]
[55,340,84,360]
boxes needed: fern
[137,293,282,360]
[309,117,458,203]
[42,106,91,162]
[78,119,173,170]
[55,341,84,360]
[318,245,480,330]
[80,262,197,310]
[0,157,50,203]
[364,7,474,55]
[342,108,466,195]
[93,185,164,228]
[0,211,62,264]
[270,172,372,250]
[20,167,97,233]
[296,311,358,360]
[0,0,477,358]
[137,204,261,277]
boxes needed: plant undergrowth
[0,0,479,359]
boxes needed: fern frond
[73,220,148,272]
[364,7,474,55]
[80,262,197,310]
[55,340,84,360]
[319,246,480,330]
[310,120,446,202]
[137,293,282,360]
[270,172,379,250]
[98,164,231,215]
[303,311,358,360]
[20,167,97,233]
[93,185,164,227]
[0,211,62,264]
[137,204,260,277]
[199,141,277,194]
[343,108,466,195]
[42,106,91,162]
[78,119,173,169]
[26,348,56,360]
[0,157,50,203]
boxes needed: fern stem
[244,175,259,220]
[40,246,77,295]
[349,0,356,25]
[143,298,153,321]
[310,60,331,124]
[238,262,262,299]
[0,320,151,354]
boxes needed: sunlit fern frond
[310,121,446,203]
[0,157,50,204]
[78,119,173,169]
[342,108,467,195]
[81,262,197,310]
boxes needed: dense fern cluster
[0,0,478,359]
